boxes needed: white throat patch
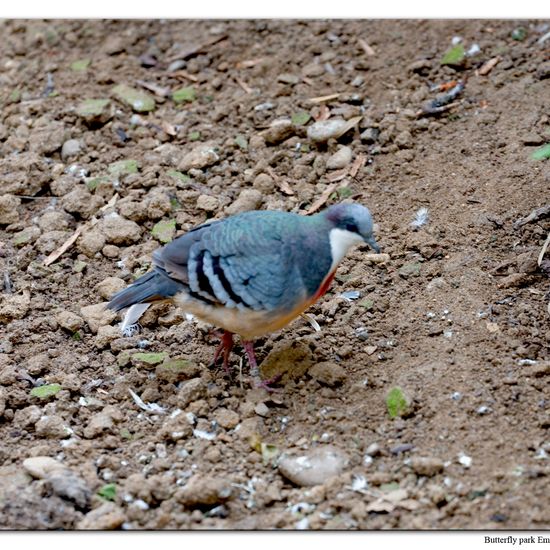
[329,228,364,270]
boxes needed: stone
[410,456,445,477]
[35,415,72,439]
[0,291,30,324]
[80,302,117,334]
[278,445,350,487]
[309,361,346,386]
[83,406,122,438]
[78,230,106,257]
[77,502,126,530]
[100,213,142,245]
[214,408,240,429]
[151,219,177,243]
[326,146,353,170]
[155,358,202,383]
[76,98,112,125]
[108,159,139,178]
[112,84,155,112]
[56,310,84,332]
[35,230,71,255]
[225,189,263,216]
[0,388,5,417]
[94,325,121,349]
[159,412,194,441]
[307,118,360,143]
[196,194,220,212]
[0,194,21,225]
[95,277,126,301]
[260,340,314,383]
[12,226,41,247]
[260,119,295,145]
[253,173,275,194]
[38,211,71,232]
[61,186,103,219]
[176,475,233,508]
[61,139,82,161]
[395,130,413,149]
[178,141,220,172]
[177,378,207,408]
[28,121,67,155]
[131,352,168,369]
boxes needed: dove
[107,202,379,388]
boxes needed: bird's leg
[241,340,282,391]
[211,330,234,373]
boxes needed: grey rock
[326,146,353,170]
[61,139,82,161]
[176,475,233,508]
[225,189,263,216]
[410,456,445,477]
[0,194,21,225]
[278,445,350,486]
[309,361,347,387]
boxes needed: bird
[107,201,379,388]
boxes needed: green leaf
[97,483,117,501]
[72,331,81,341]
[151,219,176,243]
[337,186,353,199]
[441,44,466,66]
[131,352,168,367]
[112,84,156,112]
[172,86,196,104]
[167,170,190,184]
[386,387,409,419]
[291,111,311,126]
[30,384,62,399]
[71,58,91,71]
[189,131,201,141]
[531,143,550,161]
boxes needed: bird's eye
[345,222,359,233]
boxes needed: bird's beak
[364,235,380,254]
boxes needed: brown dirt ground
[0,19,549,530]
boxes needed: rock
[28,121,67,155]
[214,408,240,429]
[277,73,300,84]
[12,226,41,247]
[76,98,112,125]
[100,213,142,245]
[145,190,172,220]
[0,388,5,417]
[326,146,352,170]
[0,291,30,324]
[253,173,276,194]
[302,62,325,77]
[50,175,79,197]
[77,502,126,530]
[410,456,445,477]
[102,245,120,259]
[78,230,106,257]
[399,262,421,278]
[254,402,270,417]
[360,127,379,143]
[309,361,346,387]
[112,84,155,112]
[151,219,177,243]
[80,302,117,334]
[95,277,126,301]
[260,340,314,383]
[61,186,104,219]
[159,411,194,441]
[61,139,82,161]
[177,378,207,408]
[35,415,72,439]
[196,194,220,212]
[260,119,295,145]
[278,445,350,487]
[83,406,122,438]
[56,310,84,332]
[365,442,381,457]
[94,325,121,349]
[225,189,263,216]
[38,211,71,232]
[178,141,220,172]
[155,358,202,383]
[131,352,169,369]
[108,159,139,178]
[395,130,413,149]
[176,475,233,508]
[35,230,71,255]
[23,456,91,509]
[0,194,21,225]
[307,118,360,143]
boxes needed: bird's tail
[107,269,185,312]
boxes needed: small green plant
[97,483,116,501]
[30,384,62,399]
[386,387,409,418]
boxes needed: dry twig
[306,183,338,214]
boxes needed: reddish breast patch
[313,270,336,302]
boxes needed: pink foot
[211,331,234,374]
[242,340,282,392]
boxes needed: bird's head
[324,202,380,255]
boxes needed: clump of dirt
[0,19,549,530]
